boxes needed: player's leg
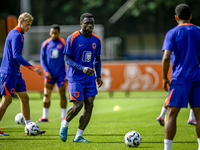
[73,96,95,143]
[37,80,54,123]
[16,91,31,124]
[60,101,83,142]
[164,106,180,150]
[73,80,97,143]
[187,108,196,125]
[156,103,167,126]
[192,107,200,150]
[57,76,67,121]
[60,82,84,142]
[190,80,200,149]
[164,83,191,150]
[16,91,46,135]
[0,95,12,136]
[0,74,17,136]
[0,95,12,121]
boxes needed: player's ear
[175,15,179,21]
[189,14,192,21]
[175,15,179,24]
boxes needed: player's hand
[46,72,52,79]
[163,78,170,92]
[33,67,43,76]
[83,67,95,76]
[97,78,103,88]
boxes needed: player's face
[81,17,95,33]
[20,20,32,32]
[49,28,59,41]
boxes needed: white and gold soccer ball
[124,131,142,147]
[25,122,40,136]
[15,113,25,125]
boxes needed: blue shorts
[165,80,200,108]
[1,73,26,97]
[68,80,98,102]
[45,74,67,87]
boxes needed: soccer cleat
[156,116,165,126]
[187,119,196,126]
[73,136,91,143]
[36,117,49,123]
[38,130,46,135]
[60,121,68,142]
[0,130,9,136]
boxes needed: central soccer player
[60,13,103,142]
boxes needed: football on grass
[124,131,142,147]
[15,113,25,125]
[25,122,40,136]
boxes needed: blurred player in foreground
[60,13,103,143]
[161,4,200,150]
[0,12,45,136]
[37,24,67,123]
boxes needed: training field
[0,91,198,150]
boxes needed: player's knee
[73,103,83,112]
[85,102,94,111]
[2,98,12,106]
[21,95,29,104]
[43,94,51,103]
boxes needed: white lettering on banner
[120,65,159,90]
[98,68,112,91]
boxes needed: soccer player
[156,106,196,126]
[0,12,45,136]
[161,4,200,150]
[37,24,67,123]
[59,13,103,143]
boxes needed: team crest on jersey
[57,44,62,49]
[10,88,15,94]
[82,51,92,62]
[92,43,96,49]
[74,91,80,98]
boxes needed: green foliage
[1,0,200,37]
[0,91,198,150]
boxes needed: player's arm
[65,54,94,76]
[94,55,103,88]
[40,43,51,78]
[12,35,43,76]
[162,49,171,92]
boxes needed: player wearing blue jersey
[162,4,200,150]
[37,24,67,123]
[0,12,45,136]
[60,13,103,143]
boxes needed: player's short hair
[80,13,94,22]
[18,12,34,22]
[51,24,60,32]
[175,4,191,20]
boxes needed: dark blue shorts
[68,80,98,102]
[165,80,200,108]
[1,73,26,97]
[45,74,66,87]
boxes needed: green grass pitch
[0,91,198,150]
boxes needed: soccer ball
[15,113,25,125]
[25,122,40,136]
[124,131,142,147]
